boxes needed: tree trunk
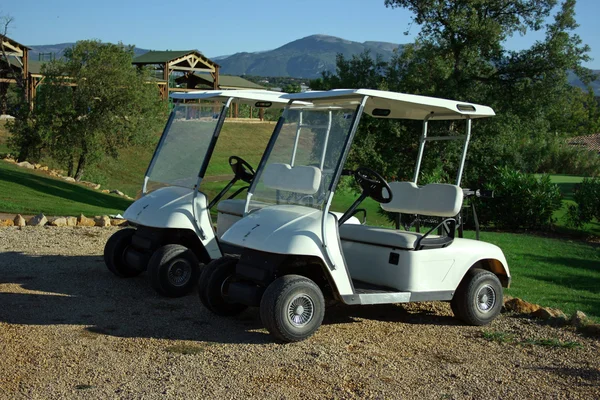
[74,154,86,181]
[67,158,74,177]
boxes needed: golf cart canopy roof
[170,89,309,108]
[282,89,495,120]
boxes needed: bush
[476,167,562,230]
[567,178,600,228]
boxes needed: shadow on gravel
[0,252,460,344]
[0,252,268,344]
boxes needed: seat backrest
[381,181,463,217]
[262,163,322,195]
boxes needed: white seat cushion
[381,182,463,218]
[216,199,247,216]
[339,224,437,250]
[263,163,322,195]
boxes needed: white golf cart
[103,90,300,297]
[198,89,511,342]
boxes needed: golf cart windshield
[248,106,357,210]
[145,102,221,191]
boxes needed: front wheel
[104,228,141,278]
[260,275,325,343]
[451,268,503,325]
[148,244,201,297]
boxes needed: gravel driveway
[1,227,599,399]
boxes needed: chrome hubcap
[167,259,192,287]
[287,294,314,327]
[476,284,496,313]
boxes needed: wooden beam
[212,66,219,90]
[0,40,24,57]
[168,53,216,72]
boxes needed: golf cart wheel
[260,275,325,343]
[148,244,201,298]
[200,257,247,316]
[451,268,503,325]
[104,228,141,278]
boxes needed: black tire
[201,257,247,316]
[104,228,141,278]
[260,275,325,343]
[451,268,503,325]
[148,244,201,298]
[198,256,233,309]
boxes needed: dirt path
[0,227,599,399]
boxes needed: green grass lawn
[0,161,132,216]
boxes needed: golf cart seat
[339,182,463,250]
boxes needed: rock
[27,213,48,227]
[66,216,78,227]
[63,176,76,183]
[0,219,14,227]
[124,195,133,200]
[39,166,49,171]
[94,215,111,227]
[34,163,42,169]
[77,214,96,227]
[532,307,567,321]
[570,311,589,327]
[101,189,110,194]
[110,218,128,227]
[92,184,101,190]
[503,297,540,314]
[110,189,125,196]
[17,161,35,169]
[49,217,68,227]
[48,170,60,177]
[580,323,600,336]
[13,214,26,227]
[3,157,16,163]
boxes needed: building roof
[197,73,264,90]
[132,50,219,69]
[0,34,30,51]
[27,60,44,74]
[568,133,600,153]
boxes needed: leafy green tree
[12,40,166,180]
[282,82,302,93]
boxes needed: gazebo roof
[132,50,219,70]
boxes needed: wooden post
[212,65,219,90]
[163,62,170,100]
[23,47,29,104]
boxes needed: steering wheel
[355,167,393,204]
[229,156,255,184]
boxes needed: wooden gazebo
[132,50,220,99]
[0,35,30,111]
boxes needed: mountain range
[26,35,600,93]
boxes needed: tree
[0,14,28,113]
[12,40,166,180]
[313,0,600,183]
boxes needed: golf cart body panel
[123,186,221,259]
[221,205,357,295]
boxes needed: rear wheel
[451,268,502,325]
[104,228,141,278]
[200,257,247,316]
[148,244,201,298]
[260,275,325,343]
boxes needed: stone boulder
[110,218,128,227]
[17,161,35,169]
[39,166,49,171]
[532,307,567,323]
[62,176,76,183]
[101,189,110,194]
[0,219,14,227]
[503,297,540,314]
[570,311,589,327]
[27,213,48,227]
[66,216,78,227]
[49,217,68,227]
[110,189,125,197]
[13,214,26,227]
[94,215,111,227]
[77,214,96,227]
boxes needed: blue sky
[4,0,599,68]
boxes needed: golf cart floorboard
[347,279,411,304]
[352,279,398,294]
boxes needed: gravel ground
[0,227,599,399]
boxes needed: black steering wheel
[355,167,393,204]
[229,156,255,184]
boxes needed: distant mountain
[27,43,149,61]
[215,34,402,78]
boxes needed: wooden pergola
[132,50,220,100]
[0,35,30,111]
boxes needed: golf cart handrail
[282,89,494,120]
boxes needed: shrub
[476,167,562,230]
[567,178,600,228]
